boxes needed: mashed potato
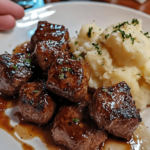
[70,19,150,110]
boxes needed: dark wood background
[44,0,150,15]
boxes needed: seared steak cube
[34,40,70,71]
[28,21,69,52]
[89,82,141,140]
[18,81,55,125]
[0,53,33,97]
[51,106,107,150]
[47,57,90,102]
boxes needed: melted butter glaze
[0,95,148,150]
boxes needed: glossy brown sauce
[1,42,149,150]
[0,95,148,150]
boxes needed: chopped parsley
[112,29,135,44]
[13,49,15,52]
[23,59,32,67]
[144,32,150,38]
[72,118,79,123]
[137,74,141,76]
[59,74,65,79]
[125,33,132,38]
[75,41,78,45]
[5,51,8,54]
[79,52,86,59]
[33,90,39,93]
[99,28,101,31]
[71,56,76,60]
[131,19,139,26]
[87,27,93,38]
[131,37,136,44]
[144,32,149,35]
[97,50,102,55]
[140,31,150,38]
[27,53,30,56]
[49,40,52,43]
[13,65,18,69]
[102,88,107,92]
[113,21,130,29]
[105,34,109,39]
[61,67,72,73]
[92,43,99,50]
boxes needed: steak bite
[34,40,70,71]
[51,106,107,150]
[18,81,55,125]
[28,21,69,52]
[89,81,142,140]
[0,53,33,97]
[47,57,90,102]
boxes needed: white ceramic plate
[0,2,150,150]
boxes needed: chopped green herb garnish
[71,56,76,60]
[75,41,78,45]
[87,27,93,38]
[132,19,139,26]
[49,40,52,43]
[97,50,102,55]
[113,21,130,29]
[99,28,101,31]
[79,52,86,59]
[27,53,30,56]
[79,54,84,59]
[144,32,149,35]
[102,88,107,92]
[23,59,32,67]
[125,33,132,38]
[138,74,141,76]
[5,51,8,54]
[68,68,72,72]
[131,37,136,44]
[13,65,18,69]
[59,74,65,79]
[61,67,72,73]
[72,118,79,123]
[13,49,15,52]
[140,31,150,38]
[92,43,99,50]
[112,28,135,44]
[105,34,109,39]
[33,90,39,93]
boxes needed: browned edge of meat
[33,40,70,71]
[52,106,107,150]
[0,53,33,97]
[89,81,141,140]
[27,21,69,52]
[46,57,90,102]
[18,81,56,125]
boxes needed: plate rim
[24,1,150,20]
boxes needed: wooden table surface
[44,0,150,15]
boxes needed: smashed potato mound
[70,19,150,110]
